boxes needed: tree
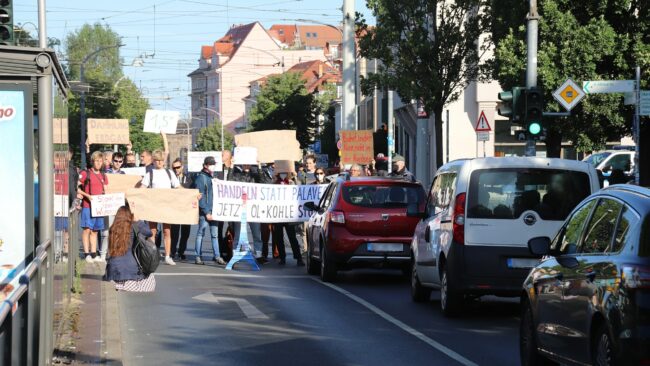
[249,72,332,149]
[357,0,491,169]
[196,121,234,151]
[491,0,648,156]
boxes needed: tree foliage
[249,72,335,149]
[196,121,234,152]
[491,0,648,154]
[357,0,491,169]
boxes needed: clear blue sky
[16,0,374,115]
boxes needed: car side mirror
[528,237,551,256]
[406,203,426,218]
[303,201,319,212]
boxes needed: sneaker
[85,255,93,263]
[179,254,187,261]
[256,257,269,264]
[279,258,286,265]
[213,257,226,265]
[195,257,204,265]
[95,255,106,263]
[165,256,176,265]
[296,259,305,267]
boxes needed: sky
[16,0,375,116]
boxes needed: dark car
[520,185,650,366]
[304,175,426,282]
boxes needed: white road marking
[193,292,269,319]
[314,279,478,366]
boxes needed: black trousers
[272,223,301,260]
[170,224,191,256]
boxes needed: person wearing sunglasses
[170,158,193,261]
[313,168,328,184]
[106,152,126,174]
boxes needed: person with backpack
[139,150,180,265]
[104,205,156,292]
[77,151,109,263]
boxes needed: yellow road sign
[553,79,585,111]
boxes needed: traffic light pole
[525,0,539,157]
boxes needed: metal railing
[0,240,51,366]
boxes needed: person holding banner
[193,157,227,265]
[231,164,264,260]
[77,151,109,263]
[139,150,181,266]
[272,163,305,267]
[170,158,192,261]
[215,150,236,260]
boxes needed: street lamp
[200,107,224,151]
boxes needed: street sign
[476,131,489,141]
[553,79,585,111]
[474,110,491,132]
[640,90,650,116]
[582,80,634,94]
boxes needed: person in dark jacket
[104,205,156,292]
[193,157,226,265]
[170,158,193,260]
[390,154,416,182]
[231,165,264,260]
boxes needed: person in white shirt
[139,150,180,265]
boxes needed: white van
[408,157,601,316]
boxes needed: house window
[306,33,311,38]
[279,29,284,35]
[313,32,318,37]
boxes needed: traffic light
[497,87,524,124]
[524,87,544,138]
[0,0,14,46]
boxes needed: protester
[313,168,328,184]
[139,150,180,265]
[104,205,156,292]
[125,152,137,168]
[106,152,125,174]
[97,151,126,262]
[231,164,264,261]
[193,157,227,265]
[170,158,192,261]
[299,154,317,185]
[374,153,389,176]
[77,151,108,263]
[390,154,415,181]
[349,164,363,177]
[103,150,113,172]
[272,163,304,266]
[260,162,279,261]
[139,150,152,169]
[215,150,236,261]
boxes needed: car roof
[335,175,422,186]
[596,185,650,215]
[439,157,594,173]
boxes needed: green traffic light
[528,122,542,135]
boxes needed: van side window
[426,177,441,215]
[581,199,623,254]
[552,200,596,255]
[427,173,457,215]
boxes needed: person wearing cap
[374,153,389,176]
[192,156,227,265]
[390,154,415,182]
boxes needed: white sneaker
[165,256,176,265]
[95,255,106,263]
[85,255,93,263]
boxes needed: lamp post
[78,43,123,168]
[200,107,223,151]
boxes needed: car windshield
[467,169,592,221]
[584,152,611,167]
[342,184,424,208]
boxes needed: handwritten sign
[121,167,146,176]
[340,130,374,165]
[105,174,142,194]
[87,119,130,144]
[91,193,125,217]
[53,118,68,144]
[235,130,301,163]
[126,188,199,225]
[144,109,179,134]
[212,180,327,223]
[188,151,223,172]
[233,147,258,165]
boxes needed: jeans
[232,222,263,255]
[195,215,220,258]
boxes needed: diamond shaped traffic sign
[553,79,585,111]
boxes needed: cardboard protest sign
[126,188,199,225]
[144,109,179,134]
[105,174,142,194]
[91,193,125,217]
[121,167,146,176]
[233,147,258,165]
[54,195,69,217]
[53,118,68,144]
[274,160,295,174]
[235,130,301,163]
[87,119,130,144]
[211,180,327,223]
[188,151,222,172]
[340,130,374,165]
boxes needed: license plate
[507,258,540,269]
[367,243,403,252]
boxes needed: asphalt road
[116,251,522,366]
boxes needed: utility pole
[341,0,356,131]
[525,0,539,157]
[387,89,394,173]
[634,66,640,185]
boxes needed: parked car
[583,150,635,186]
[408,157,601,316]
[520,184,650,366]
[304,176,426,282]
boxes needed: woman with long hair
[313,168,329,185]
[104,205,156,292]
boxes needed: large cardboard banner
[212,180,327,223]
[53,118,68,144]
[144,109,179,134]
[87,118,130,144]
[105,174,142,194]
[235,130,301,163]
[126,188,199,225]
[188,151,222,172]
[91,193,125,217]
[340,130,374,164]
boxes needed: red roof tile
[269,24,297,45]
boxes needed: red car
[304,176,426,281]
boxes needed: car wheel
[320,246,337,282]
[520,300,552,366]
[440,265,462,317]
[306,242,319,275]
[411,260,432,302]
[593,324,618,366]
